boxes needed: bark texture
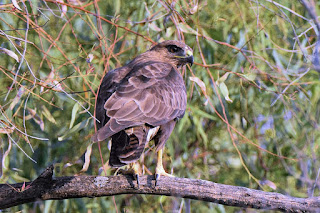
[0,165,319,212]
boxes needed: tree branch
[0,165,319,212]
[300,0,320,34]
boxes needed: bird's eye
[167,45,180,53]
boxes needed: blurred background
[0,0,319,212]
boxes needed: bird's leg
[129,162,141,187]
[155,149,174,186]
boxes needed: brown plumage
[92,40,193,175]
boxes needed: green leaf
[217,72,230,84]
[189,105,217,121]
[12,0,22,11]
[242,73,256,82]
[219,82,233,103]
[42,105,56,124]
[0,47,19,62]
[70,103,79,129]
[193,116,208,148]
[80,144,93,173]
[149,22,162,32]
[58,119,89,141]
[177,114,190,133]
[178,23,199,35]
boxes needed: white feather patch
[147,126,160,142]
[125,127,134,135]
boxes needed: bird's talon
[135,174,140,188]
[155,169,174,186]
[155,174,160,186]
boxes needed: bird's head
[149,40,194,68]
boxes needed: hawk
[92,40,193,184]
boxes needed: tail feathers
[118,135,147,164]
[109,154,127,167]
[108,127,148,168]
[109,131,129,167]
[117,134,139,159]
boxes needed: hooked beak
[174,48,194,67]
[185,49,194,66]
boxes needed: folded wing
[92,62,187,142]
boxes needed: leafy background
[0,0,319,212]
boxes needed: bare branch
[0,165,319,212]
[300,0,320,35]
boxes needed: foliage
[0,0,319,212]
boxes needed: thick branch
[0,165,319,212]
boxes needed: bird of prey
[92,40,193,185]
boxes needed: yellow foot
[155,149,174,186]
[155,164,174,186]
[116,163,141,187]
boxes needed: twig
[300,0,320,35]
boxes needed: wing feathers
[112,100,138,118]
[104,94,127,111]
[92,62,186,142]
[139,93,156,114]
